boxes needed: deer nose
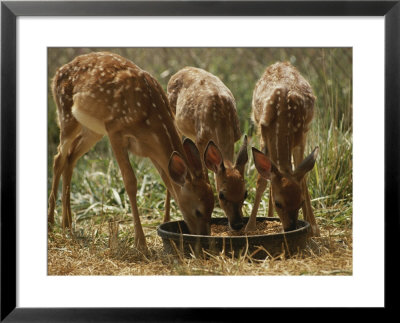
[228,206,244,230]
[230,220,244,231]
[283,220,297,232]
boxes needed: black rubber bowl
[157,217,310,259]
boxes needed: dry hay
[211,220,282,237]
[48,216,352,276]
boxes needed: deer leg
[164,190,171,223]
[109,132,147,252]
[61,129,102,229]
[293,144,320,236]
[48,147,68,226]
[246,139,269,231]
[48,125,81,226]
[150,158,172,223]
[245,174,267,231]
[267,188,274,217]
[293,145,310,222]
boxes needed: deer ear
[182,138,203,178]
[294,146,319,181]
[168,151,188,186]
[235,135,249,174]
[204,140,224,173]
[252,147,272,180]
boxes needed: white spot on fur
[162,124,173,149]
[204,126,212,133]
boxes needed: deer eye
[195,210,202,218]
[275,201,283,209]
[219,192,225,201]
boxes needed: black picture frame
[1,1,398,321]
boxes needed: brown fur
[48,52,214,252]
[247,62,319,235]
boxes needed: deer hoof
[244,222,257,232]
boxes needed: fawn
[247,62,319,236]
[167,67,248,230]
[47,52,214,252]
